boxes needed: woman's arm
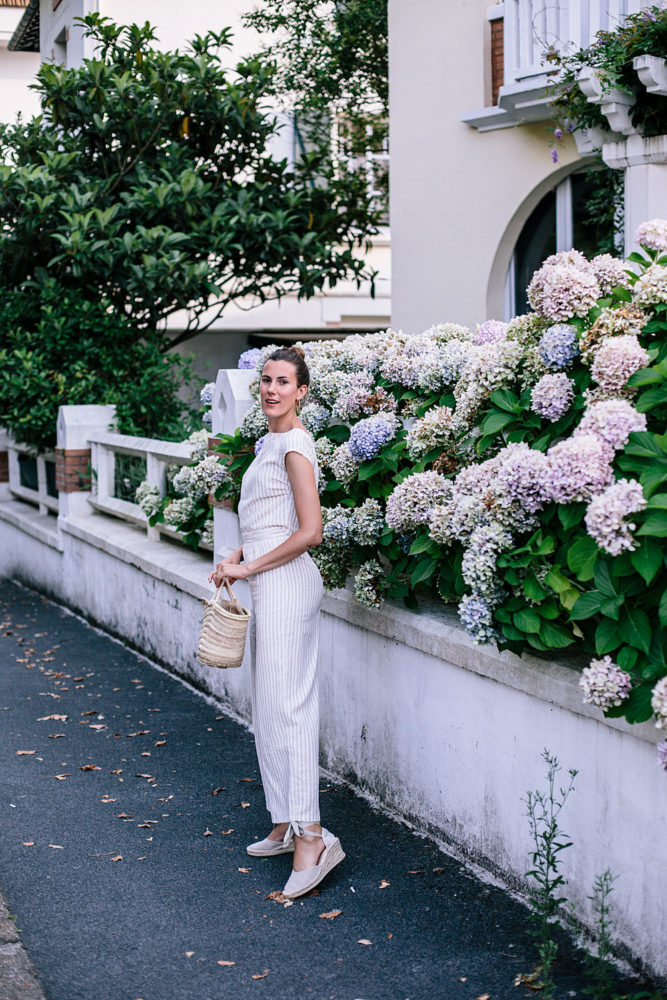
[207,543,243,585]
[210,452,322,584]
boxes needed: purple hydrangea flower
[474,320,508,346]
[657,741,667,773]
[495,443,550,514]
[580,656,632,709]
[545,433,614,504]
[652,677,667,729]
[590,335,650,392]
[635,219,667,252]
[348,413,397,462]
[538,324,580,370]
[551,149,559,163]
[554,128,563,140]
[254,434,267,455]
[530,373,575,422]
[458,594,496,644]
[200,382,215,406]
[238,347,263,370]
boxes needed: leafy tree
[0,13,381,447]
[244,0,389,218]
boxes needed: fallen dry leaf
[237,867,251,873]
[460,977,467,983]
[239,802,250,808]
[110,769,123,775]
[54,773,69,781]
[217,961,235,967]
[138,822,157,829]
[221,829,234,836]
[140,752,151,757]
[319,910,342,920]
[118,813,134,819]
[379,879,390,889]
[49,844,64,850]
[126,731,150,737]
[239,777,253,782]
[38,714,67,722]
[185,951,195,958]
[111,855,123,862]
[474,995,491,1000]
[23,842,35,847]
[211,787,225,796]
[251,970,269,980]
[81,710,98,717]
[408,870,425,874]
[154,740,166,747]
[100,796,117,803]
[48,734,65,739]
[387,933,393,939]
[357,939,372,946]
[79,765,101,771]
[265,891,287,904]
[135,774,154,779]
[204,829,213,837]
[17,750,36,756]
[89,724,107,731]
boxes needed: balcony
[462,0,647,132]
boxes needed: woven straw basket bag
[198,580,251,669]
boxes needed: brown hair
[266,345,310,388]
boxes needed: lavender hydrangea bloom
[386,471,451,535]
[590,335,650,392]
[254,434,267,456]
[651,677,667,729]
[657,741,667,773]
[580,656,632,709]
[528,256,600,321]
[495,443,550,514]
[633,263,667,308]
[353,559,386,609]
[458,594,497,644]
[348,413,397,462]
[576,399,647,451]
[474,320,508,345]
[530,373,575,421]
[349,498,384,546]
[545,433,614,504]
[238,347,263,370]
[538,325,580,370]
[202,410,212,428]
[200,382,215,406]
[584,479,646,555]
[590,254,631,295]
[330,442,358,489]
[461,524,512,599]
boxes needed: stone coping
[1,499,661,747]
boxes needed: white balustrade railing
[505,0,646,86]
[7,440,59,515]
[88,430,212,550]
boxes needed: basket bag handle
[216,579,243,614]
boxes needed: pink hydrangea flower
[590,254,631,295]
[545,433,614,504]
[590,335,650,393]
[652,677,667,730]
[528,256,601,322]
[580,656,632,709]
[635,219,667,252]
[575,399,647,451]
[584,478,646,555]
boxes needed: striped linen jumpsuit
[237,426,324,825]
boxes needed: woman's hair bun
[290,345,306,360]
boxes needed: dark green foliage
[0,283,195,450]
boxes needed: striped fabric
[238,428,324,823]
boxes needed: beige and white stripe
[238,427,324,823]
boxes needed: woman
[209,346,344,900]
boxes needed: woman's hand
[208,560,251,586]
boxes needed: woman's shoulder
[280,426,317,463]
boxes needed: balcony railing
[463,0,648,131]
[7,441,59,515]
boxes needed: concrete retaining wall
[0,498,665,978]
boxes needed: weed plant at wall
[161,221,667,764]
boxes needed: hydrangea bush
[204,222,667,755]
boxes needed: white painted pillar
[602,134,667,256]
[56,404,117,524]
[211,369,255,564]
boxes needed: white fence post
[56,404,117,523]
[211,369,255,564]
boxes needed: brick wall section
[55,448,92,493]
[207,436,234,510]
[491,17,504,106]
[0,452,8,484]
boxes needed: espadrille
[246,831,295,857]
[282,827,345,899]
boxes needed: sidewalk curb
[0,895,47,1000]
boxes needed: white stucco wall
[388,0,581,332]
[0,7,40,123]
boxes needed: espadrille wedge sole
[282,828,345,899]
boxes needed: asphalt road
[0,579,603,1000]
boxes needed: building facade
[388,0,665,333]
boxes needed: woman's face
[260,360,307,420]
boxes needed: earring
[296,398,303,414]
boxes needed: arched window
[505,166,623,318]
